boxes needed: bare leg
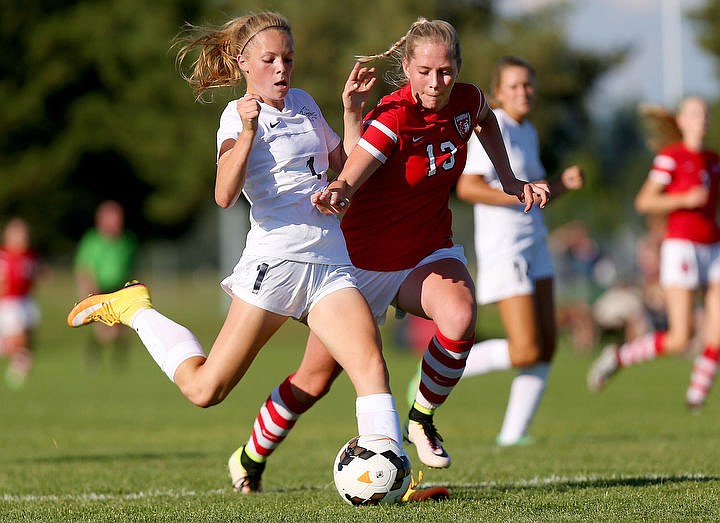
[160,296,288,406]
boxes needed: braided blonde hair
[175,12,292,101]
[356,17,462,88]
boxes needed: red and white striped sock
[617,332,665,367]
[414,330,473,411]
[245,374,314,462]
[686,346,720,407]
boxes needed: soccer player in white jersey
[455,56,584,446]
[66,12,417,497]
[588,96,720,409]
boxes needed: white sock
[131,308,206,382]
[355,393,402,444]
[497,362,550,445]
[463,339,512,377]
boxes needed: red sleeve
[358,103,401,164]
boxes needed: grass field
[1,271,719,522]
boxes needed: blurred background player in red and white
[454,56,584,446]
[0,217,40,388]
[74,200,138,370]
[587,96,720,409]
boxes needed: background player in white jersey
[67,12,408,494]
[454,56,583,446]
[588,96,720,409]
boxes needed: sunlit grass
[1,271,718,521]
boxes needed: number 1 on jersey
[307,157,321,179]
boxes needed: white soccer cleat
[228,446,264,494]
[405,420,451,469]
[587,344,620,392]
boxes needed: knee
[436,303,476,340]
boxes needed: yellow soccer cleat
[67,281,152,328]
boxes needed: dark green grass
[1,272,719,521]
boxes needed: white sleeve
[216,100,243,161]
[462,132,495,181]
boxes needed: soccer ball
[332,434,412,505]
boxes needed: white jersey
[216,88,349,265]
[463,108,548,258]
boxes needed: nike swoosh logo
[269,121,280,128]
[412,136,423,143]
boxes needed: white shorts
[475,236,554,305]
[0,297,40,337]
[659,238,720,289]
[221,256,356,321]
[352,245,468,324]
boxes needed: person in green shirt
[74,201,137,369]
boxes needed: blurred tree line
[0,0,717,266]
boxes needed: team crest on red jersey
[454,112,472,140]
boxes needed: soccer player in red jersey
[233,18,548,490]
[0,218,40,388]
[588,96,720,409]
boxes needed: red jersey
[648,142,720,244]
[0,247,38,297]
[341,83,485,271]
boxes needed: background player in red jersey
[588,96,720,409]
[232,18,548,489]
[0,218,40,388]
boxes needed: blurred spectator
[592,215,667,346]
[74,201,138,370]
[550,220,604,351]
[0,218,41,388]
